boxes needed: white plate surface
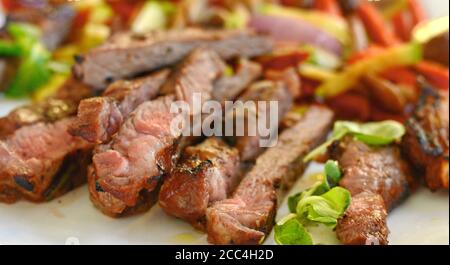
[0,0,448,245]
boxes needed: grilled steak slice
[403,87,449,190]
[336,191,389,245]
[206,106,334,245]
[69,70,170,143]
[161,48,226,113]
[89,96,182,216]
[231,80,293,161]
[0,117,92,203]
[212,59,262,102]
[329,137,413,210]
[159,138,240,229]
[73,28,273,89]
[0,77,92,138]
[329,137,414,245]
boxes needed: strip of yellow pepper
[315,42,422,98]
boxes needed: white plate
[0,0,448,245]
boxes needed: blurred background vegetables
[0,0,448,122]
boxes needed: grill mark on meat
[402,85,449,190]
[0,77,92,138]
[69,70,170,143]
[212,60,262,102]
[230,80,293,161]
[73,28,273,89]
[206,106,334,244]
[159,138,241,230]
[330,137,414,245]
[89,48,226,216]
[0,118,93,203]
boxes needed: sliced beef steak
[329,137,414,245]
[206,106,334,245]
[336,191,389,245]
[89,96,182,216]
[69,70,170,143]
[159,138,240,229]
[0,117,92,203]
[73,28,272,89]
[329,137,413,210]
[0,77,92,138]
[230,80,293,161]
[403,87,449,190]
[212,59,262,102]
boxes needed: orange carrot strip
[415,61,449,90]
[392,12,411,42]
[347,45,385,64]
[314,0,342,17]
[380,67,417,87]
[407,0,427,26]
[357,3,401,46]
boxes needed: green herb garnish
[275,161,351,245]
[304,120,406,162]
[2,22,52,98]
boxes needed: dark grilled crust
[402,87,449,190]
[0,147,92,203]
[87,166,159,218]
[159,138,241,229]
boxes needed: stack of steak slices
[206,106,334,244]
[0,78,93,203]
[88,48,228,216]
[159,68,295,229]
[0,28,272,207]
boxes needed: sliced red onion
[248,14,343,56]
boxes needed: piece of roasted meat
[69,70,170,144]
[0,116,93,203]
[402,86,449,190]
[159,138,241,229]
[329,137,415,245]
[206,106,334,245]
[73,28,273,89]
